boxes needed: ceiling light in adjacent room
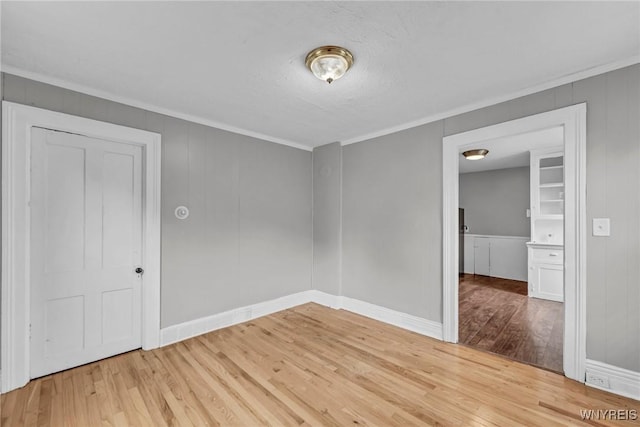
[305,46,354,84]
[462,149,489,160]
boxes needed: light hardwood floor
[1,303,638,426]
[459,274,564,373]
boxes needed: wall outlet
[586,372,610,388]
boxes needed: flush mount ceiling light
[462,149,489,160]
[305,45,354,84]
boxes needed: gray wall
[2,74,313,328]
[575,66,640,372]
[312,143,342,295]
[459,166,530,237]
[338,64,639,371]
[342,124,443,320]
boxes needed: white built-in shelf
[530,149,565,302]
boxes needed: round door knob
[135,267,144,275]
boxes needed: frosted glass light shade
[310,55,349,83]
[305,46,354,84]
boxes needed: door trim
[442,103,587,382]
[1,101,162,393]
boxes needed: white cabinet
[463,234,475,274]
[473,237,490,276]
[528,148,564,302]
[463,234,528,281]
[490,238,527,281]
[527,244,564,302]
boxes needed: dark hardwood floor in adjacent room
[459,273,564,373]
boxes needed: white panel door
[30,127,143,378]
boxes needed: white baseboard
[160,291,314,346]
[585,359,640,401]
[160,290,443,346]
[307,289,342,309]
[335,295,443,340]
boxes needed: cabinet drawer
[531,248,563,264]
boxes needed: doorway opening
[442,104,587,382]
[456,128,564,372]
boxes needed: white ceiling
[458,126,563,174]
[2,2,639,150]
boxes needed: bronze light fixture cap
[305,46,354,84]
[462,149,489,160]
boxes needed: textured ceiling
[2,2,639,149]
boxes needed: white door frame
[1,101,162,393]
[442,103,587,382]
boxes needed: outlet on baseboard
[586,372,610,388]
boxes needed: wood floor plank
[213,333,351,426]
[459,274,564,372]
[2,303,639,426]
[35,378,53,427]
[128,351,173,427]
[194,338,320,427]
[245,314,440,426]
[239,318,427,426]
[47,386,63,427]
[91,365,117,426]
[183,341,276,426]
[466,292,520,348]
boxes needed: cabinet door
[489,238,528,281]
[463,235,475,274]
[474,237,490,276]
[530,263,564,302]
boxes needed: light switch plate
[592,218,610,236]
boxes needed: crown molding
[340,55,640,146]
[0,65,312,152]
